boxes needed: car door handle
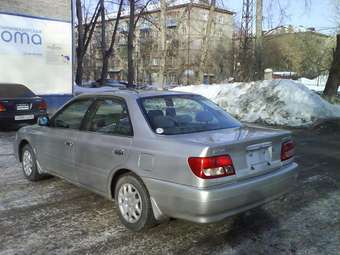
[114,149,125,156]
[65,141,73,147]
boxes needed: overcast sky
[223,0,337,33]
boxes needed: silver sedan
[14,90,298,231]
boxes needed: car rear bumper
[143,162,298,223]
[0,112,46,126]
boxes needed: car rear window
[0,84,35,98]
[139,94,241,135]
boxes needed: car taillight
[0,102,6,112]
[38,100,47,111]
[281,140,295,161]
[188,155,235,179]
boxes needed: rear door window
[51,100,93,129]
[0,84,35,98]
[86,99,133,136]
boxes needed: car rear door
[73,97,133,194]
[36,99,94,182]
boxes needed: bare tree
[255,0,263,80]
[254,0,312,81]
[99,0,124,84]
[324,34,340,99]
[198,0,216,83]
[127,0,135,87]
[126,0,153,87]
[75,0,101,86]
[99,0,107,84]
[159,0,167,89]
[323,1,340,99]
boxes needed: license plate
[246,142,272,170]
[14,115,34,121]
[16,104,30,111]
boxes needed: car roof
[75,89,195,100]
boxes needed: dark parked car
[0,83,48,128]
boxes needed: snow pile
[172,80,340,127]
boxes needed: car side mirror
[38,116,49,126]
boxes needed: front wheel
[115,173,157,231]
[21,144,44,181]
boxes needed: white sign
[0,13,72,95]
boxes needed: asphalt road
[0,128,339,255]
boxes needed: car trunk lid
[0,97,43,114]
[175,125,293,187]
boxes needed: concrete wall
[0,0,71,21]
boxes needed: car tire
[21,144,43,181]
[115,173,157,231]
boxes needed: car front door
[73,97,133,194]
[36,99,93,181]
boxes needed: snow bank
[172,80,340,127]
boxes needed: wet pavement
[0,128,339,255]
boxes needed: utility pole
[159,0,167,89]
[255,0,263,80]
[100,0,106,84]
[239,0,255,81]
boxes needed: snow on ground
[298,75,329,92]
[173,79,340,127]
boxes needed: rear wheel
[115,173,157,231]
[21,144,43,181]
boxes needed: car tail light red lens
[38,100,48,111]
[0,102,6,112]
[281,140,295,161]
[188,155,235,179]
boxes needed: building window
[166,18,177,28]
[202,12,208,21]
[140,20,151,31]
[152,58,159,66]
[118,22,128,33]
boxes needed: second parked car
[0,83,48,128]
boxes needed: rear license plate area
[14,114,34,121]
[246,142,272,170]
[16,104,30,111]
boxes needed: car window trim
[49,98,95,130]
[82,96,134,137]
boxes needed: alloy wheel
[22,150,33,176]
[117,183,143,223]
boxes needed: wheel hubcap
[118,183,142,223]
[22,150,33,176]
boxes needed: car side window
[87,99,133,136]
[52,100,93,129]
